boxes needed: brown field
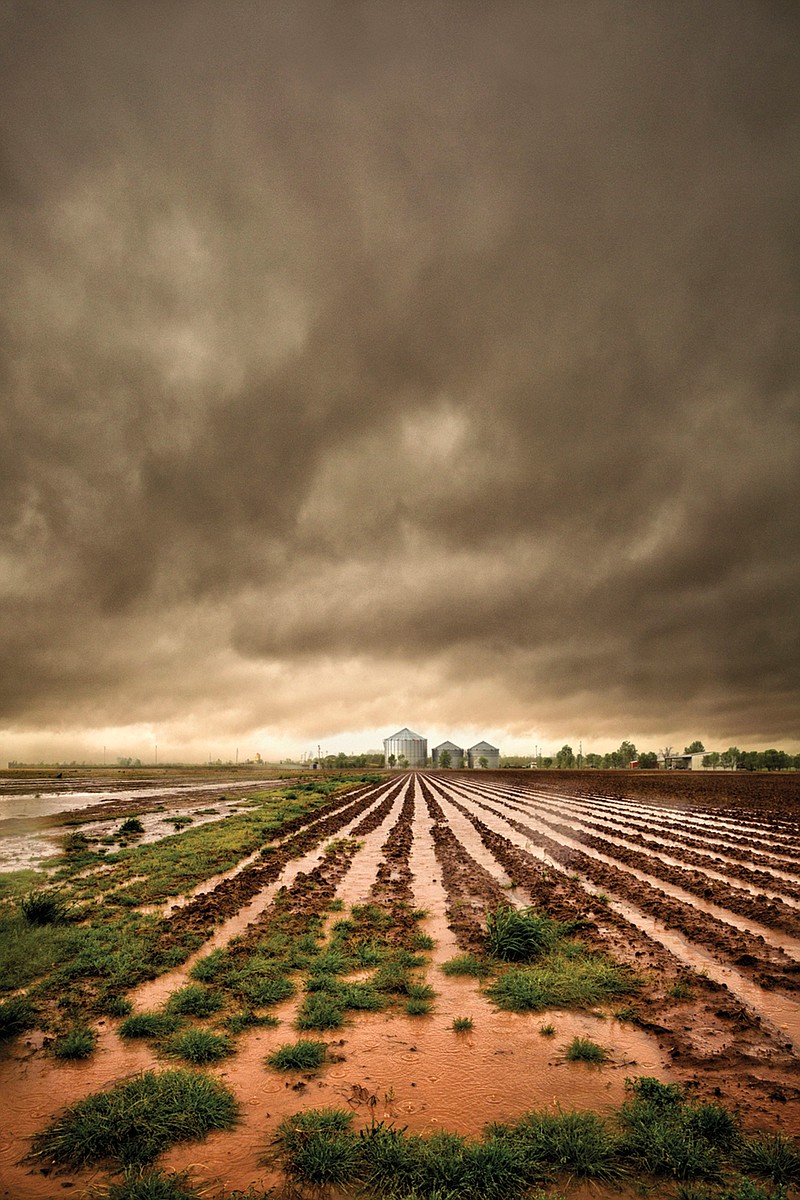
[1,768,799,1198]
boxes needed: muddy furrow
[463,784,800,953]
[494,788,800,890]
[448,781,800,997]
[506,782,800,863]
[370,781,416,912]
[417,776,507,954]
[162,779,403,941]
[489,794,800,934]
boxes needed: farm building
[467,740,500,768]
[431,741,464,768]
[383,727,428,768]
[659,751,716,770]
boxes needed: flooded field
[1,769,798,1199]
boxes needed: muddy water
[161,987,672,1197]
[0,779,270,824]
[0,1023,160,1200]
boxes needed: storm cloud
[1,1,798,759]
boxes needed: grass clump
[31,1069,238,1168]
[564,1036,609,1064]
[102,996,133,1017]
[296,993,345,1031]
[619,1076,738,1181]
[485,904,568,961]
[498,1108,623,1183]
[273,1107,358,1186]
[52,1025,97,1059]
[165,984,224,1017]
[737,1133,800,1185]
[452,1016,473,1032]
[104,1168,203,1199]
[225,1008,279,1034]
[168,1029,234,1065]
[405,998,432,1016]
[268,1039,328,1072]
[0,996,38,1038]
[440,954,490,979]
[487,946,635,1014]
[539,1022,555,1037]
[119,1012,181,1039]
[19,889,74,925]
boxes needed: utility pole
[155,744,158,766]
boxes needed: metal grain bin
[432,740,464,768]
[467,740,500,768]
[383,727,428,768]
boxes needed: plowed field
[1,769,798,1199]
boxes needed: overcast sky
[1,1,798,763]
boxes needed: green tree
[438,749,452,769]
[388,754,396,768]
[555,744,575,768]
[616,740,637,767]
[684,741,705,754]
[638,751,658,768]
[720,746,740,769]
[478,756,489,769]
[702,752,721,768]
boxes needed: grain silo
[383,727,427,768]
[432,740,464,768]
[467,740,500,768]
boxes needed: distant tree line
[503,740,800,771]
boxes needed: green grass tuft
[0,996,38,1039]
[273,1107,358,1185]
[452,1016,473,1032]
[296,993,345,1030]
[268,1039,328,1071]
[737,1133,800,1185]
[105,1168,203,1200]
[31,1069,238,1168]
[440,954,491,978]
[19,890,74,925]
[52,1025,98,1059]
[168,1029,234,1065]
[119,1012,181,1039]
[564,1036,609,1064]
[405,998,432,1016]
[165,984,224,1017]
[487,947,634,1014]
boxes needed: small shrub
[268,1040,328,1071]
[0,996,37,1039]
[52,1025,97,1059]
[169,1030,233,1065]
[405,998,432,1016]
[539,1023,555,1037]
[564,1036,608,1064]
[30,1069,239,1168]
[166,985,223,1018]
[119,817,145,836]
[452,1016,473,1032]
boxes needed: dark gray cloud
[1,1,798,756]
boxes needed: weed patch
[487,945,635,1013]
[168,1029,233,1065]
[165,984,224,1017]
[0,995,38,1038]
[440,953,491,978]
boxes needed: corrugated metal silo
[432,740,464,768]
[467,740,500,768]
[383,727,427,767]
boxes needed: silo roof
[386,727,425,741]
[433,740,464,753]
[468,740,499,752]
